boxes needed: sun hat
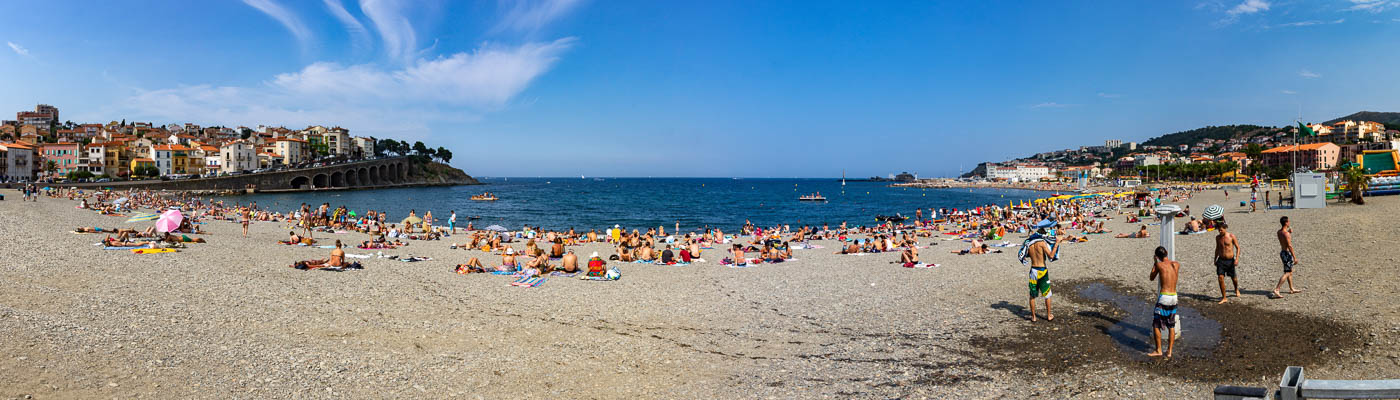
[506,248,515,254]
[1033,219,1057,229]
[590,251,599,258]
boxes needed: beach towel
[132,248,176,254]
[903,263,939,268]
[1179,230,1210,235]
[345,253,372,259]
[103,245,151,250]
[549,271,581,277]
[1017,234,1060,266]
[490,270,518,275]
[510,276,547,287]
[990,242,1017,248]
[579,275,618,281]
[315,245,336,249]
[398,256,432,262]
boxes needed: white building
[987,164,1052,182]
[1105,139,1122,149]
[219,141,257,173]
[0,142,35,181]
[352,136,375,158]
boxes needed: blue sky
[2,0,1398,177]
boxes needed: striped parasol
[126,212,160,222]
[1202,204,1224,221]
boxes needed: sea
[213,177,1056,232]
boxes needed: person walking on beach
[1214,222,1241,304]
[449,211,457,234]
[1272,216,1302,298]
[1149,246,1180,358]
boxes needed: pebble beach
[2,187,1398,399]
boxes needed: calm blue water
[214,178,1055,232]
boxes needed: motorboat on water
[798,193,827,202]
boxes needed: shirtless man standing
[1272,216,1302,298]
[1148,246,1180,358]
[1026,229,1061,322]
[1214,222,1242,303]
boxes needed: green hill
[1142,125,1279,148]
[1323,111,1400,127]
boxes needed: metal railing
[1214,366,1400,400]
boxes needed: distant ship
[798,193,827,202]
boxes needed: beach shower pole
[1155,204,1182,260]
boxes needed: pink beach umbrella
[155,210,184,233]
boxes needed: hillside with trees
[1324,111,1400,129]
[1142,125,1280,148]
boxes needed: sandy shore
[1,187,1397,399]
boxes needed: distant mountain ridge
[1141,125,1280,148]
[1324,111,1400,126]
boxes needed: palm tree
[1342,165,1368,205]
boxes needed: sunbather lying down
[950,244,1001,255]
[75,227,127,234]
[1116,225,1150,238]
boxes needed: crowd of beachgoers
[36,183,1230,283]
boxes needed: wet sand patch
[969,278,1366,382]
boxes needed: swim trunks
[1153,293,1178,330]
[1028,267,1051,299]
[1280,250,1294,273]
[1214,257,1237,278]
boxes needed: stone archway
[331,171,345,187]
[359,167,369,186]
[313,173,328,188]
[345,169,358,187]
[290,175,310,189]
[388,164,399,183]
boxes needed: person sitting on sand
[550,239,564,258]
[731,244,748,265]
[284,231,302,245]
[523,252,549,276]
[1116,225,1149,239]
[294,240,346,269]
[500,248,518,272]
[1180,217,1203,234]
[559,249,579,272]
[638,243,654,261]
[900,246,919,265]
[586,252,608,277]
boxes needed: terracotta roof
[0,142,34,149]
[1261,142,1336,153]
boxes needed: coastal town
[0,103,453,183]
[955,116,1398,185]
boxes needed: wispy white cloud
[1299,69,1321,79]
[323,0,371,52]
[1346,0,1396,12]
[1031,102,1076,109]
[360,0,417,63]
[6,41,28,56]
[1097,92,1122,98]
[1281,90,1297,94]
[242,0,313,49]
[1227,0,1271,15]
[1273,18,1345,27]
[111,39,576,137]
[493,0,584,34]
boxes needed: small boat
[798,193,827,202]
[470,194,498,201]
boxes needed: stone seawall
[15,157,480,193]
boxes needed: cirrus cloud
[112,38,576,138]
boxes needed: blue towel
[103,245,150,250]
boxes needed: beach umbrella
[348,210,357,218]
[401,215,423,226]
[113,197,129,204]
[483,225,508,232]
[1202,205,1224,221]
[126,212,160,222]
[155,210,183,233]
